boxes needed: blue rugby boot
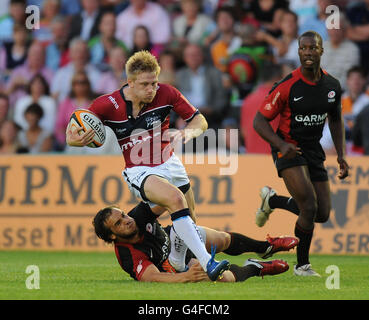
[206,245,230,281]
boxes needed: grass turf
[0,251,368,300]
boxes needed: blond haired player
[66,50,230,281]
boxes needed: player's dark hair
[93,206,117,244]
[298,31,323,47]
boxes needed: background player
[65,50,229,281]
[93,202,298,282]
[253,31,349,276]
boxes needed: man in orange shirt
[208,7,241,73]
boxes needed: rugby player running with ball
[66,50,230,281]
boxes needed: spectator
[51,38,101,102]
[320,66,369,154]
[208,6,241,73]
[130,25,164,59]
[59,0,81,16]
[175,43,229,128]
[13,73,56,132]
[45,16,70,71]
[0,0,10,18]
[115,0,171,49]
[289,0,318,27]
[96,46,127,94]
[230,23,269,71]
[346,0,369,74]
[227,24,267,105]
[17,103,53,153]
[0,23,30,77]
[299,0,330,41]
[0,94,9,126]
[54,71,96,149]
[100,0,128,13]
[0,0,26,43]
[158,49,177,86]
[104,0,131,15]
[240,63,282,153]
[345,67,369,116]
[68,0,103,42]
[88,11,128,71]
[202,0,222,16]
[256,9,300,68]
[249,0,288,37]
[321,14,360,90]
[32,0,61,44]
[352,104,369,155]
[172,0,216,47]
[6,41,54,107]
[0,119,21,154]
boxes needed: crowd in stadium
[0,0,368,155]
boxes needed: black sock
[294,222,314,267]
[223,232,270,255]
[269,195,300,215]
[229,264,260,282]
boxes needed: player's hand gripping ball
[69,109,106,148]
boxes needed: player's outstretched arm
[65,122,95,147]
[140,262,208,283]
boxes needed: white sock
[168,227,188,272]
[171,214,211,271]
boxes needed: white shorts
[122,154,190,207]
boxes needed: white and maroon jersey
[89,83,199,168]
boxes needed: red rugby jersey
[89,83,199,168]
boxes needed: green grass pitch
[1,251,368,300]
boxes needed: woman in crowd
[0,24,29,79]
[54,71,96,149]
[13,73,57,133]
[17,103,53,153]
[130,25,164,59]
[0,120,21,154]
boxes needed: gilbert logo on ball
[69,109,106,148]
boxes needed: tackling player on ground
[66,50,230,281]
[93,202,299,282]
[253,31,349,276]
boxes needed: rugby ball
[69,109,106,148]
